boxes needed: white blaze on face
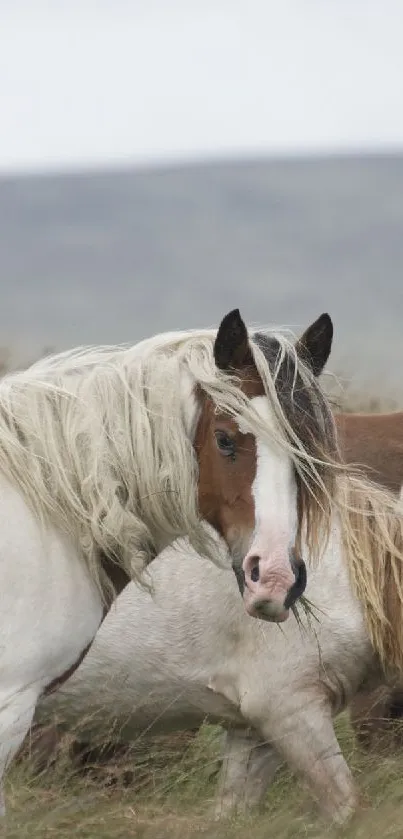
[251,396,298,551]
[240,395,299,621]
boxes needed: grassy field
[7,716,403,838]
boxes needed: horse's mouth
[248,597,290,623]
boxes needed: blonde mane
[338,473,403,674]
[0,326,340,600]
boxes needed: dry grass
[7,716,403,838]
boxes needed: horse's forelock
[251,331,340,560]
[252,331,337,451]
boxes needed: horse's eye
[215,430,236,459]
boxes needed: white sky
[1,0,403,174]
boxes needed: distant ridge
[1,153,403,397]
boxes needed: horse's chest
[204,673,244,723]
[316,628,372,712]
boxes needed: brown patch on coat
[194,348,266,548]
[335,411,403,494]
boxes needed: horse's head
[195,308,335,623]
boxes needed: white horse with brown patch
[0,309,338,817]
[34,370,403,824]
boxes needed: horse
[34,466,403,824]
[0,308,339,817]
[335,411,403,496]
[335,410,403,749]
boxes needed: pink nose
[242,549,306,623]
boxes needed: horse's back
[336,411,403,493]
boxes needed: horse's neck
[304,511,367,634]
[305,513,345,592]
[295,512,376,697]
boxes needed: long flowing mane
[338,474,403,674]
[0,326,340,598]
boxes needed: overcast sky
[2,0,403,174]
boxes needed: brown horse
[335,410,403,749]
[336,411,403,496]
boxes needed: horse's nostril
[250,561,260,583]
[284,555,307,610]
[294,558,307,593]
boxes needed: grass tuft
[7,716,403,838]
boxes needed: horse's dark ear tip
[320,313,332,328]
[218,308,245,333]
[225,308,242,323]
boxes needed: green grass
[6,716,403,838]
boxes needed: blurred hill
[1,154,403,398]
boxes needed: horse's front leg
[213,727,281,818]
[246,695,359,824]
[0,501,104,819]
[243,736,282,809]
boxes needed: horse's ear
[214,309,253,371]
[295,313,333,377]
